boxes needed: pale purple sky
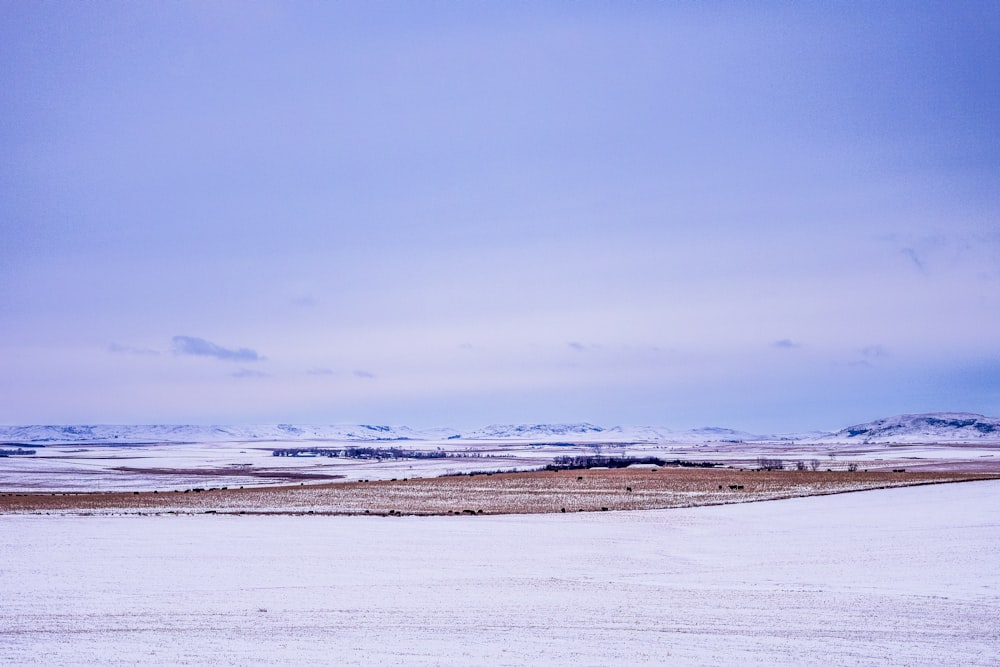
[2,2,998,431]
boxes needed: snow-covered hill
[0,422,776,445]
[815,413,1000,443]
[0,424,459,445]
[682,426,770,443]
[3,413,998,445]
[463,423,607,440]
[460,424,775,443]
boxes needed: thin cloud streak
[902,248,927,274]
[108,342,160,356]
[232,368,269,379]
[172,336,263,362]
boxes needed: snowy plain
[4,435,999,492]
[4,415,1000,492]
[2,480,998,666]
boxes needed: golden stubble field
[3,467,997,516]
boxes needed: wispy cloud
[353,370,376,379]
[307,367,336,376]
[108,342,160,356]
[772,339,801,350]
[568,341,605,352]
[292,294,318,307]
[902,248,927,274]
[172,336,263,362]
[232,368,269,379]
[862,345,889,358]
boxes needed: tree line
[544,456,717,471]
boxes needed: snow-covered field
[3,436,997,492]
[4,415,1000,492]
[0,439,545,492]
[2,481,997,666]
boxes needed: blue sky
[2,2,998,431]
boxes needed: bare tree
[808,459,820,471]
[756,457,784,471]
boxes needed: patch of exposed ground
[2,468,998,516]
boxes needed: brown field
[3,467,997,516]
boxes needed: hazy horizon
[3,2,998,432]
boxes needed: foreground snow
[2,481,998,666]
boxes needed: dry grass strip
[4,468,998,516]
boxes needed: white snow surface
[2,481,998,666]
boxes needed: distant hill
[463,423,607,440]
[815,413,1000,443]
[2,413,998,445]
[0,424,458,444]
[0,422,774,445]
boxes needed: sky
[1,1,998,432]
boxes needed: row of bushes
[544,456,717,471]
